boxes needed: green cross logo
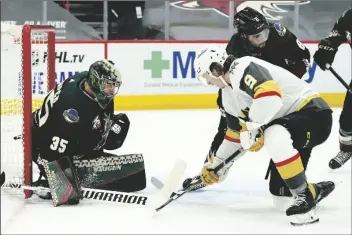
[144,51,170,79]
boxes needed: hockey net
[1,23,56,197]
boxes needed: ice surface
[1,108,351,234]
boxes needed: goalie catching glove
[104,113,130,150]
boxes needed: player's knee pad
[264,124,297,163]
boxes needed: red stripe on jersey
[255,91,282,99]
[275,153,300,167]
[224,135,240,143]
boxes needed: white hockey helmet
[194,45,228,86]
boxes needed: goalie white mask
[194,46,229,88]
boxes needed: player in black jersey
[314,8,352,170]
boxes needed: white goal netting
[1,23,55,197]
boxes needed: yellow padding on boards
[0,93,346,115]
[115,93,345,110]
[276,155,304,179]
[114,94,218,110]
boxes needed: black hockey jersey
[209,23,310,154]
[322,8,352,50]
[226,22,310,78]
[32,72,115,162]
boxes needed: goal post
[1,24,56,198]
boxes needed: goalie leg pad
[38,156,83,207]
[74,153,146,192]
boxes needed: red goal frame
[21,25,56,198]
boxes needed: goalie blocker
[34,152,146,206]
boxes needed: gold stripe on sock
[308,183,316,199]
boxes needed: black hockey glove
[313,39,338,71]
[104,113,130,150]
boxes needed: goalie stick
[154,149,244,212]
[1,171,148,206]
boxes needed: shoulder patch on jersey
[274,23,286,36]
[63,108,79,123]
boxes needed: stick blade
[150,176,164,190]
[148,158,187,215]
[158,158,186,199]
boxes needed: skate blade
[289,209,319,226]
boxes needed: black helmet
[234,7,268,35]
[88,59,122,109]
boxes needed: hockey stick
[155,149,243,212]
[154,159,187,200]
[151,176,205,195]
[329,67,352,95]
[1,172,149,207]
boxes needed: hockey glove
[313,39,337,70]
[200,155,234,185]
[238,108,264,152]
[239,120,264,152]
[104,113,130,150]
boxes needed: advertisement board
[1,40,350,111]
[1,43,104,98]
[107,42,351,95]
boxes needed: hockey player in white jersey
[194,46,335,226]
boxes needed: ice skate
[313,181,335,204]
[329,151,352,169]
[286,187,319,226]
